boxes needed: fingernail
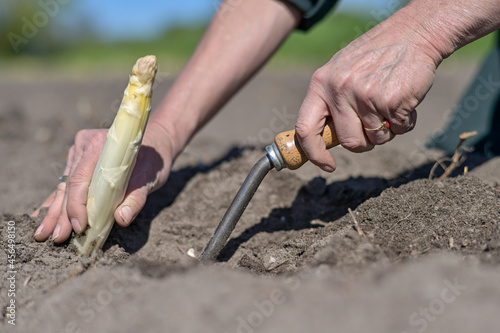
[52,225,61,241]
[119,206,134,226]
[35,224,44,237]
[71,218,82,234]
[323,165,335,173]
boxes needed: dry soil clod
[387,195,413,231]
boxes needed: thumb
[115,186,148,227]
[113,144,169,227]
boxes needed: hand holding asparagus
[34,56,163,255]
[73,55,157,255]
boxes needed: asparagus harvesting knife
[200,118,339,263]
[73,55,158,256]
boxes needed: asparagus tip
[133,55,158,84]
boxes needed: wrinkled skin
[33,122,174,243]
[33,0,500,242]
[295,17,440,172]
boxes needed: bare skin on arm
[32,0,302,243]
[34,0,500,243]
[295,0,500,172]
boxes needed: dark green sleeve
[284,0,339,30]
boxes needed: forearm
[150,0,301,156]
[394,0,500,60]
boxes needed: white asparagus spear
[73,55,158,256]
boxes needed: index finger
[64,148,100,233]
[295,91,336,172]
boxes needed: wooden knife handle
[274,118,339,170]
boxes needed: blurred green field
[1,11,496,78]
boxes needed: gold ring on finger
[364,120,390,132]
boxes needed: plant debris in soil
[1,149,500,332]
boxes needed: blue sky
[61,0,396,41]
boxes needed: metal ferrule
[265,143,285,171]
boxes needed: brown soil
[1,64,500,332]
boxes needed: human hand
[32,122,174,243]
[295,15,442,172]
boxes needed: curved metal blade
[200,155,273,264]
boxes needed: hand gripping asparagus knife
[200,119,339,263]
